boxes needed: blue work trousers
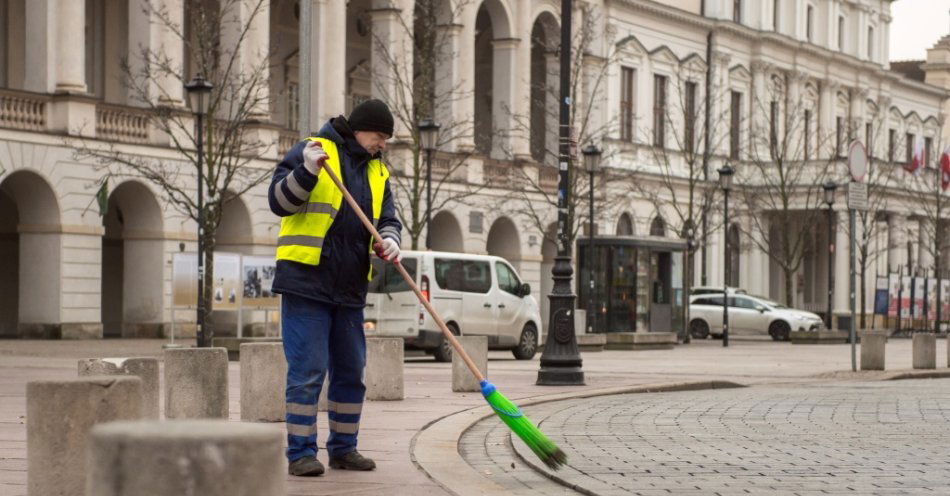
[281,293,366,462]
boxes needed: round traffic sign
[848,141,867,183]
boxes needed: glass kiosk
[578,236,687,336]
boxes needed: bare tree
[72,0,272,340]
[366,0,489,249]
[502,4,619,250]
[907,132,950,331]
[630,61,732,289]
[846,110,898,329]
[736,74,838,306]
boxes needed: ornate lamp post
[418,119,440,249]
[582,144,602,334]
[717,165,734,348]
[185,74,213,348]
[823,181,838,330]
[537,0,584,386]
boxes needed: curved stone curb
[410,380,745,496]
[810,368,950,381]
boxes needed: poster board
[172,252,242,311]
[887,274,900,318]
[242,256,280,309]
[874,276,889,315]
[927,278,938,321]
[912,277,925,319]
[901,276,912,319]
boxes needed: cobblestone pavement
[463,379,950,495]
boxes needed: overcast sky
[889,0,950,61]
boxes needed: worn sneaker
[329,450,377,471]
[288,456,325,476]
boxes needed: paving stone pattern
[463,380,950,495]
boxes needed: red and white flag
[905,137,924,175]
[941,148,950,191]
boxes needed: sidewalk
[0,337,947,495]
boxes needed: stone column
[833,210,850,322]
[919,218,934,273]
[128,0,184,107]
[79,358,161,419]
[888,213,907,272]
[17,226,63,338]
[434,22,465,151]
[164,347,229,419]
[369,0,413,139]
[491,37,518,159]
[453,1,478,152]
[25,0,86,93]
[88,420,285,496]
[27,377,143,496]
[308,0,347,125]
[221,0,270,120]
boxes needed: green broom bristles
[480,379,567,470]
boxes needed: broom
[319,157,567,470]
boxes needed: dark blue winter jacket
[268,117,402,307]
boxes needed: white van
[364,251,542,362]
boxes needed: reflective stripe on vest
[276,137,389,280]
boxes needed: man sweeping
[268,99,403,477]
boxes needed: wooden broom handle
[319,161,486,382]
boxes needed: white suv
[365,251,542,361]
[688,293,824,341]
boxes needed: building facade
[0,0,946,339]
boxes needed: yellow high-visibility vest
[275,137,389,279]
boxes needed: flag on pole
[96,179,109,217]
[941,148,950,191]
[906,137,925,175]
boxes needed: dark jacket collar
[316,116,381,163]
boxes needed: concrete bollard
[240,342,287,421]
[78,357,160,419]
[365,337,404,400]
[912,332,937,369]
[859,331,887,371]
[27,376,143,496]
[87,420,284,496]
[453,336,488,392]
[163,347,229,419]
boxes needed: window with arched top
[616,213,634,236]
[650,216,666,237]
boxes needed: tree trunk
[860,262,867,330]
[784,265,794,307]
[201,228,216,343]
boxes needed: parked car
[690,286,747,296]
[364,251,542,362]
[688,293,824,341]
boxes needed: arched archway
[101,181,165,337]
[486,216,521,262]
[213,194,254,337]
[474,0,513,158]
[217,195,254,255]
[616,212,635,236]
[0,170,62,337]
[530,12,559,164]
[429,210,464,252]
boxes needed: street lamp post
[185,74,213,348]
[823,181,838,330]
[418,119,440,249]
[717,165,734,348]
[537,0,584,386]
[582,144,602,334]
